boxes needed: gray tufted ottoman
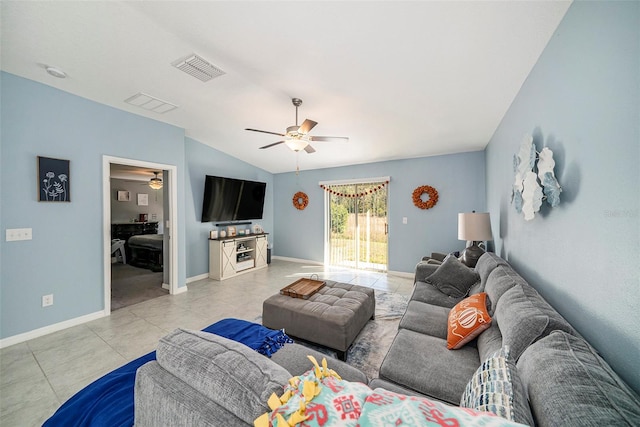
[262,280,375,360]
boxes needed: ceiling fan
[148,171,163,190]
[245,98,348,153]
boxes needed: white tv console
[209,233,268,280]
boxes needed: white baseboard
[162,282,170,290]
[0,310,106,349]
[271,256,324,265]
[387,270,413,278]
[186,273,209,284]
[172,285,188,295]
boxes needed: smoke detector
[45,66,66,79]
[172,54,225,82]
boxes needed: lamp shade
[458,212,493,241]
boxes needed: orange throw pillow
[447,292,492,350]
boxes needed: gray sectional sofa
[134,252,640,426]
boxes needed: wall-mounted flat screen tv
[201,175,266,222]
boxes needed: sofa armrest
[414,261,440,283]
[421,252,447,262]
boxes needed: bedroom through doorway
[109,163,168,310]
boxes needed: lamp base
[460,242,485,268]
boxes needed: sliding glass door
[325,180,388,271]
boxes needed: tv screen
[201,176,266,222]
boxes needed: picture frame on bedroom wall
[117,190,130,202]
[137,193,149,206]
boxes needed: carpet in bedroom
[111,263,167,310]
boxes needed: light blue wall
[485,1,639,391]
[273,152,486,273]
[184,137,274,278]
[0,72,186,339]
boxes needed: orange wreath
[292,191,309,210]
[412,185,439,210]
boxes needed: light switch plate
[6,228,32,241]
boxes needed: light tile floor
[0,260,414,426]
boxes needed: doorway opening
[102,156,178,315]
[109,164,167,310]
[323,178,389,272]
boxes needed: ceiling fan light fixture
[149,172,163,190]
[284,139,309,152]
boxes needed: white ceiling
[1,1,571,174]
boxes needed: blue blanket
[43,319,292,427]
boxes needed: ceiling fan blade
[304,144,316,154]
[298,119,318,134]
[259,141,285,149]
[245,128,285,137]
[309,136,349,142]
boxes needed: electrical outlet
[42,294,53,307]
[402,217,408,224]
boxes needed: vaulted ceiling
[1,1,571,173]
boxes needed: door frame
[321,176,390,269]
[102,155,179,315]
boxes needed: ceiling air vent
[172,54,225,82]
[124,92,178,114]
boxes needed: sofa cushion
[379,329,480,405]
[460,346,534,426]
[399,300,449,339]
[483,265,526,315]
[426,256,480,298]
[477,322,504,362]
[410,281,463,308]
[495,284,576,361]
[518,331,640,427]
[447,292,492,350]
[475,252,508,290]
[368,378,430,399]
[155,329,290,425]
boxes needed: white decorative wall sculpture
[512,135,562,220]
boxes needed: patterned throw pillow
[359,388,526,427]
[447,292,492,349]
[460,346,534,426]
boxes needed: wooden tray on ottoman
[280,278,326,299]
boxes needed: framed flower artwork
[38,156,70,202]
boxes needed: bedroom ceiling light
[149,172,163,190]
